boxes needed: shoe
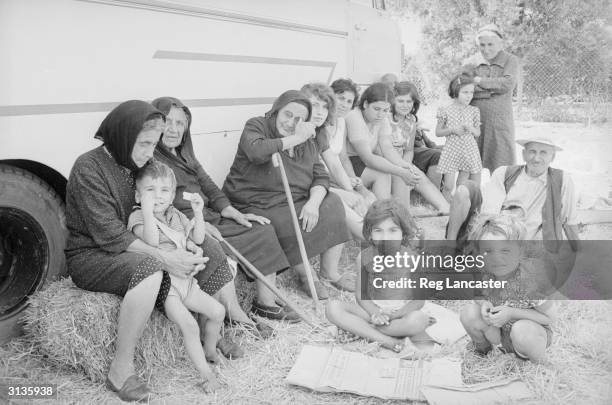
[298,279,329,300]
[105,375,151,402]
[325,273,355,292]
[251,300,301,323]
[217,336,244,360]
[466,341,492,357]
[227,317,276,339]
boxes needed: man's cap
[516,136,563,151]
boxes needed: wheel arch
[0,159,67,202]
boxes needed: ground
[1,122,611,404]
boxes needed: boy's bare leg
[326,300,402,350]
[184,288,226,364]
[165,296,220,392]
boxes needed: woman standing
[223,90,350,302]
[465,24,520,171]
[152,96,298,324]
[65,101,209,401]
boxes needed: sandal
[216,336,244,360]
[226,317,276,339]
[251,300,301,323]
[105,374,151,402]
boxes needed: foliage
[385,0,612,101]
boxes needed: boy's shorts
[167,275,197,301]
[500,322,553,360]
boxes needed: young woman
[301,81,375,245]
[344,83,449,212]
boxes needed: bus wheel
[0,165,67,343]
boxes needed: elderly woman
[65,101,209,401]
[223,90,351,304]
[465,24,520,171]
[151,96,297,325]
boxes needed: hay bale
[23,278,185,383]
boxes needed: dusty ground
[1,121,611,404]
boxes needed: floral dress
[436,102,482,174]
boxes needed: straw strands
[22,278,185,383]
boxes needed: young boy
[128,160,224,393]
[460,214,556,363]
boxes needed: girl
[435,73,482,197]
[128,161,224,392]
[390,82,444,189]
[326,199,433,352]
[301,81,376,243]
[460,214,556,363]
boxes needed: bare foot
[198,375,222,394]
[380,337,404,353]
[107,359,135,388]
[205,347,222,364]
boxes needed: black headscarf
[94,100,165,171]
[151,97,200,176]
[264,90,312,157]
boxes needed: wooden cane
[211,235,325,331]
[271,152,320,307]
[413,212,449,219]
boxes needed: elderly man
[446,135,579,247]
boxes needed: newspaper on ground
[286,345,532,403]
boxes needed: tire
[0,164,67,343]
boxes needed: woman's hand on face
[205,222,224,241]
[294,119,316,143]
[299,200,320,232]
[161,249,209,278]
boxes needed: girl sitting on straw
[326,199,435,352]
[128,160,224,393]
[460,214,556,363]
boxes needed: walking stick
[212,235,325,331]
[271,152,320,308]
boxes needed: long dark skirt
[207,212,291,276]
[241,192,350,266]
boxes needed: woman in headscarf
[65,100,208,401]
[152,96,297,325]
[223,90,351,308]
[464,24,520,172]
